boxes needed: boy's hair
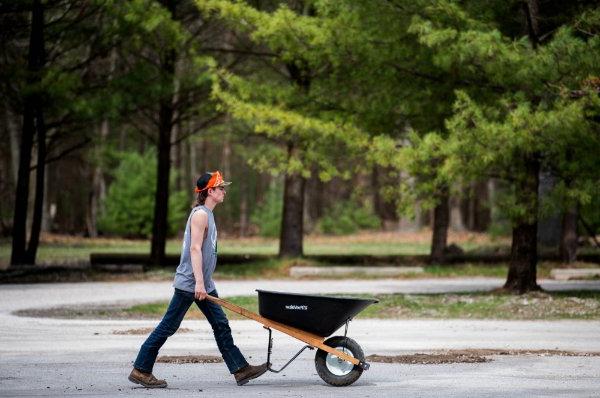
[195,190,209,207]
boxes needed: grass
[0,239,438,264]
[423,262,568,279]
[123,291,600,321]
[3,231,599,267]
[0,231,512,268]
[1,233,597,284]
[357,291,600,320]
[1,248,593,283]
[126,296,259,320]
[214,258,298,278]
[212,261,570,280]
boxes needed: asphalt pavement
[1,278,599,397]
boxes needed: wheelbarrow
[206,290,378,386]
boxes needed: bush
[250,180,283,237]
[98,150,188,238]
[581,194,600,236]
[317,200,380,235]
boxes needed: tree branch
[171,112,225,146]
[29,138,91,171]
[200,47,278,58]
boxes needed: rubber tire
[314,336,364,387]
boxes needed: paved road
[1,278,599,397]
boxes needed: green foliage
[581,195,600,235]
[197,0,371,182]
[99,150,188,238]
[402,2,600,227]
[317,200,380,235]
[250,180,283,237]
[487,220,512,239]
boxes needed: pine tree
[197,0,370,256]
[408,0,600,292]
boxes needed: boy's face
[209,186,226,203]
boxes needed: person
[128,171,268,388]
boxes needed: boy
[129,171,268,388]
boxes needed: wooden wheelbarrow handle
[205,295,363,367]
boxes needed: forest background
[1,0,599,293]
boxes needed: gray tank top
[173,205,217,293]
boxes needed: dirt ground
[156,355,223,364]
[366,349,600,365]
[112,327,193,335]
[147,350,600,366]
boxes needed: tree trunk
[25,105,47,262]
[150,101,173,266]
[467,183,476,230]
[87,126,107,238]
[150,2,177,266]
[302,174,313,233]
[449,195,466,231]
[525,0,540,44]
[414,202,423,230]
[11,0,45,267]
[189,136,197,183]
[372,167,380,215]
[171,58,183,191]
[222,137,231,179]
[12,106,35,265]
[279,57,310,257]
[86,48,115,238]
[373,166,400,230]
[537,172,561,247]
[238,161,248,237]
[172,121,181,189]
[474,181,491,231]
[279,144,305,257]
[504,155,541,293]
[200,137,208,172]
[6,106,20,184]
[40,151,51,234]
[506,3,542,294]
[559,206,578,263]
[430,188,449,263]
[487,179,498,226]
[505,222,540,293]
[239,185,248,237]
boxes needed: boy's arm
[190,210,208,300]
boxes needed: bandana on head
[195,171,231,193]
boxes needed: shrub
[98,150,188,238]
[250,180,283,237]
[317,200,381,235]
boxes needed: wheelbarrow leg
[264,327,313,373]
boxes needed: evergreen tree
[5,0,119,266]
[197,0,370,256]
[105,0,225,264]
[407,0,600,292]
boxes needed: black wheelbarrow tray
[206,290,378,386]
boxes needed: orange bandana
[195,171,230,192]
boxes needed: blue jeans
[133,288,248,374]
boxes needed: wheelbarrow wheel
[315,336,364,387]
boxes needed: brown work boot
[128,368,167,388]
[234,363,269,386]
